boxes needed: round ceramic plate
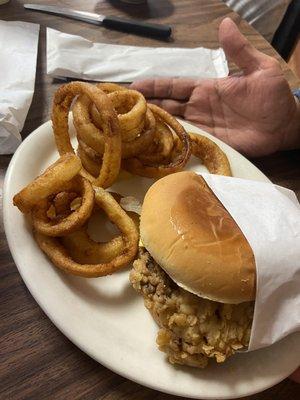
[3,119,300,399]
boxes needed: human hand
[131,18,300,157]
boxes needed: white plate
[3,119,300,399]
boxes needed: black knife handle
[103,15,172,38]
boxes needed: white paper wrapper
[202,174,300,351]
[46,28,228,82]
[0,20,39,154]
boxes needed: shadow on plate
[60,270,138,307]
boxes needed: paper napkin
[47,28,228,82]
[0,20,39,154]
[202,174,300,351]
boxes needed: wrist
[281,93,300,151]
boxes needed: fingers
[148,99,186,117]
[130,78,198,100]
[219,18,278,74]
[130,78,198,117]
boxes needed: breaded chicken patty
[130,248,254,368]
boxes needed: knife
[24,4,172,39]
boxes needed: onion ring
[91,89,147,141]
[96,83,126,93]
[32,176,94,237]
[13,153,81,213]
[42,185,125,264]
[77,142,101,178]
[62,228,125,264]
[46,191,78,221]
[123,104,191,178]
[52,81,121,188]
[52,192,78,217]
[34,187,139,277]
[138,118,174,164]
[78,139,101,163]
[74,97,156,159]
[120,108,156,158]
[62,190,139,264]
[189,132,232,176]
[109,192,141,231]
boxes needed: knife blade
[24,4,172,39]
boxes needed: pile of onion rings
[13,154,139,278]
[69,81,231,181]
[52,81,122,188]
[13,81,232,279]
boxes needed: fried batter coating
[130,249,254,368]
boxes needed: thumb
[219,18,274,74]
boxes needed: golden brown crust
[123,103,191,178]
[34,187,138,277]
[140,171,256,303]
[31,176,94,237]
[189,132,232,176]
[13,154,82,213]
[130,249,253,367]
[52,81,122,188]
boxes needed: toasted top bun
[140,171,256,304]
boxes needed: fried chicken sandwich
[130,171,255,368]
